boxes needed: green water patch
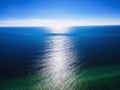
[0,64,120,90]
[74,64,120,90]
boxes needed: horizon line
[0,19,120,27]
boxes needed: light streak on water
[39,36,77,90]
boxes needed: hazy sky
[0,0,120,20]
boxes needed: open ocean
[0,26,120,90]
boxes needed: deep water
[0,26,120,90]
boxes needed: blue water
[0,26,120,90]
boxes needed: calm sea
[0,26,120,90]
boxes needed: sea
[0,26,120,90]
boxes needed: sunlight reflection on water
[32,35,79,90]
[41,36,77,90]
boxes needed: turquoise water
[0,26,120,90]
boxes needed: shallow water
[0,26,120,90]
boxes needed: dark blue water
[70,26,120,67]
[0,26,120,90]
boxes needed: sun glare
[0,19,120,34]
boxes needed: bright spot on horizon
[0,19,120,33]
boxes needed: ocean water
[0,26,120,90]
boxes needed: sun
[45,20,70,34]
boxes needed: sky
[0,0,120,26]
